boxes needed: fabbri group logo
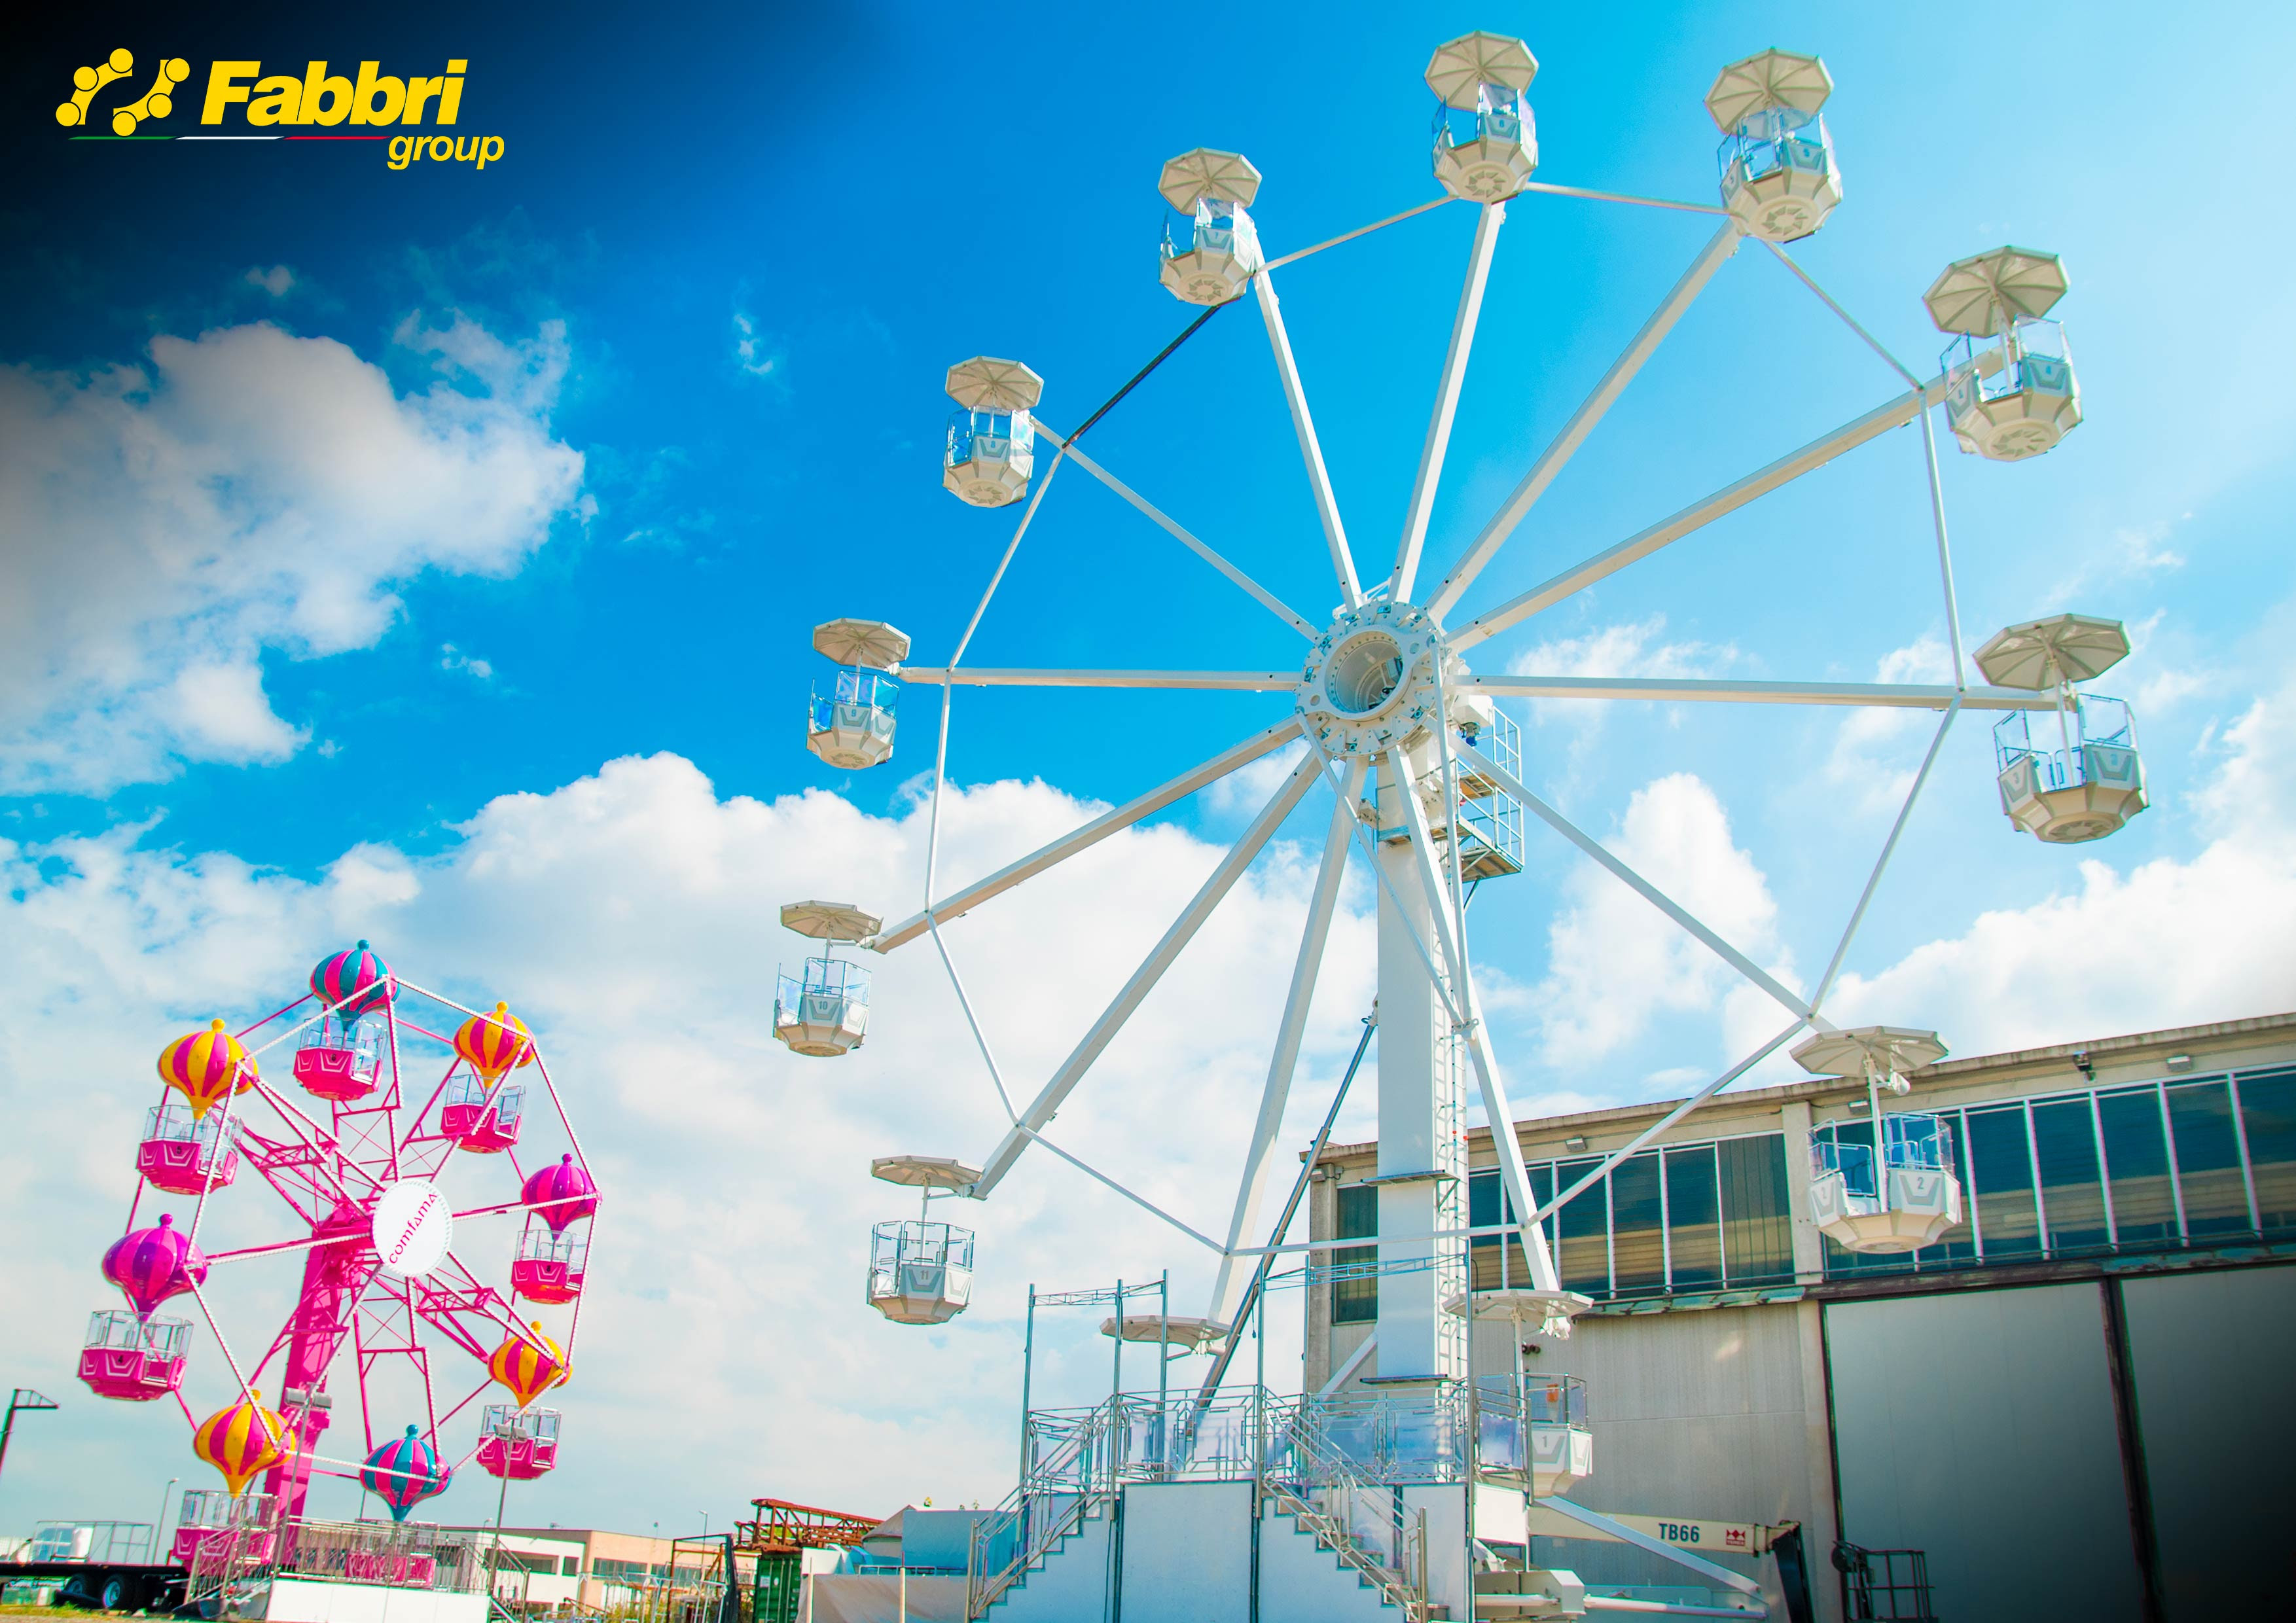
[54,50,506,170]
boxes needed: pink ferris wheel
[81,940,601,1532]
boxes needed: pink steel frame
[113,974,600,1520]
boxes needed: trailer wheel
[99,1575,133,1611]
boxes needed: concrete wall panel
[2121,1263,2296,1621]
[1826,1283,2140,1623]
[1118,1482,1251,1623]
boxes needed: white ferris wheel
[782,35,2145,1392]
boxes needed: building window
[1663,1143,1722,1290]
[2032,1097,2109,1253]
[1610,1151,1665,1294]
[2242,1067,2296,1231]
[1333,1183,1377,1325]
[1717,1133,1792,1284]
[561,1556,583,1577]
[2170,1078,2251,1236]
[1964,1104,2040,1258]
[2097,1086,2178,1247]
[1468,1163,1550,1290]
[1556,1157,1609,1297]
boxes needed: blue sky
[5,0,2294,1540]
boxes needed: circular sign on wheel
[372,1180,454,1279]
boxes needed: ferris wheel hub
[1297,601,1469,758]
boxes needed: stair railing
[966,1398,1119,1618]
[1264,1404,1429,1620]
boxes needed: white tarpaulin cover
[804,1574,966,1622]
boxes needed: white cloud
[0,755,1376,1527]
[243,265,295,298]
[1530,772,1788,1065]
[440,643,495,681]
[0,315,585,792]
[732,311,780,380]
[1823,633,1955,815]
[2048,518,2189,604]
[1207,739,1308,816]
[168,660,306,762]
[1507,615,1738,735]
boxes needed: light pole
[153,1476,179,1560]
[0,1390,60,1489]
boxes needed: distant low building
[1304,1012,2296,1623]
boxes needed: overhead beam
[1034,421,1318,637]
[1427,221,1742,620]
[969,755,1322,1196]
[1450,361,1991,653]
[869,718,1302,953]
[1456,740,1825,1031]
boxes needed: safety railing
[1717,106,1833,191]
[1943,318,2073,406]
[967,1402,1115,1616]
[186,1514,485,1613]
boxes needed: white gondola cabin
[1706,50,1840,242]
[1158,149,1264,307]
[1793,1027,1962,1254]
[1928,247,2082,460]
[944,357,1042,509]
[1426,31,1538,203]
[1977,615,2145,843]
[867,1154,981,1325]
[806,618,907,772]
[776,901,878,1057]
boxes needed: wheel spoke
[1428,221,1742,620]
[1391,202,1507,602]
[1209,762,1362,1322]
[1254,270,1361,607]
[1034,421,1317,637]
[1461,675,2051,709]
[1389,775,1566,1294]
[1455,738,1825,1029]
[1449,361,1993,652]
[903,668,1298,692]
[870,717,1303,954]
[968,755,1322,1196]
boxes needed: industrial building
[1303,1012,2296,1622]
